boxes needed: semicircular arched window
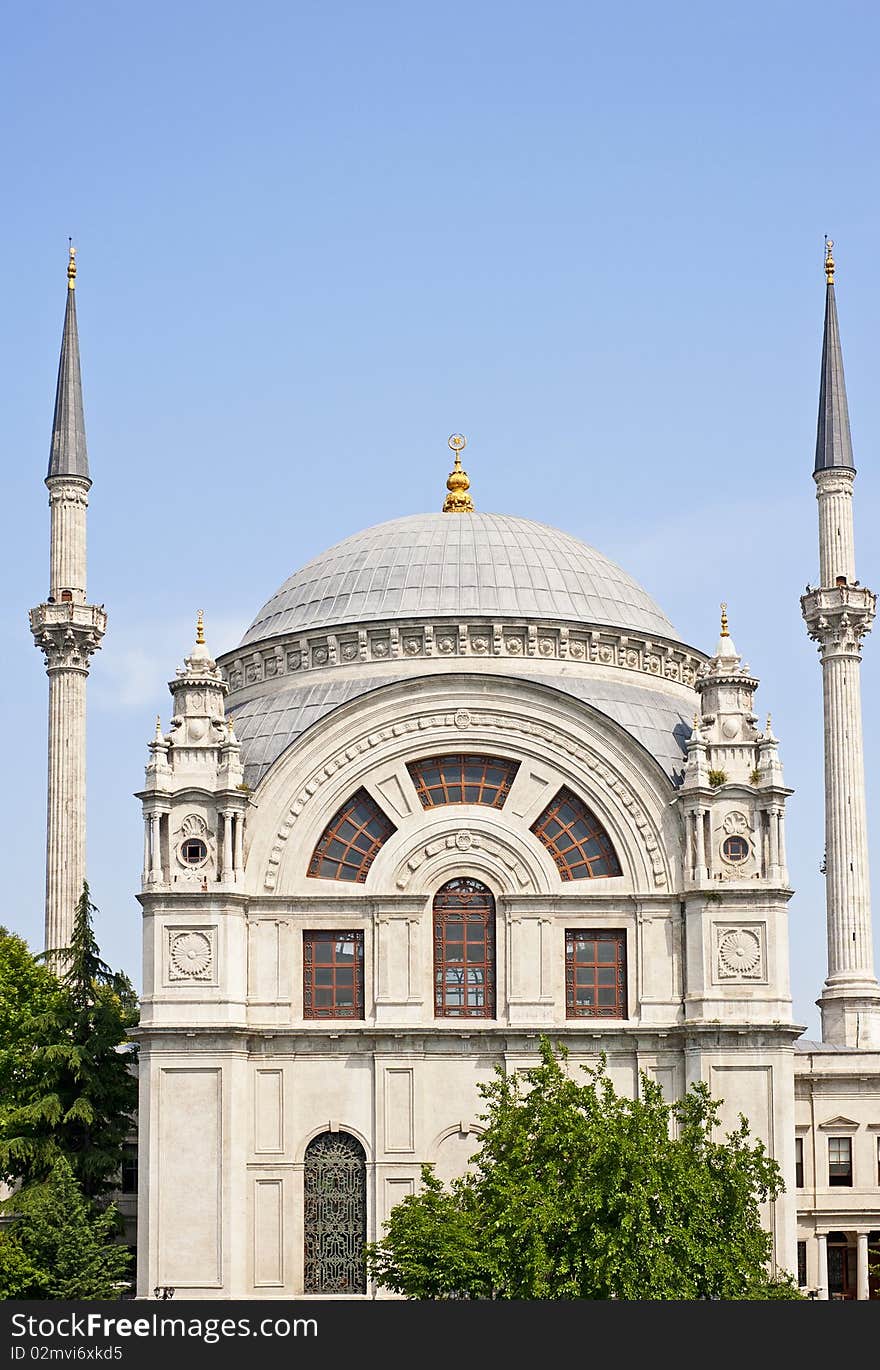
[407,754,519,809]
[307,788,396,883]
[530,786,622,880]
[303,1131,367,1294]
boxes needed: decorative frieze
[219,619,704,694]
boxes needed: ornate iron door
[303,1132,367,1293]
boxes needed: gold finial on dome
[825,235,835,285]
[720,602,729,637]
[67,241,77,289]
[442,434,474,514]
[196,609,205,645]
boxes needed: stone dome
[240,512,678,646]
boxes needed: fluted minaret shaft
[801,243,880,1047]
[29,249,106,955]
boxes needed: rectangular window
[303,931,364,1019]
[120,1143,138,1195]
[565,930,627,1018]
[828,1136,853,1187]
[795,1136,804,1188]
[797,1241,807,1288]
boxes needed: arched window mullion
[433,877,496,1019]
[307,788,396,882]
[530,786,622,880]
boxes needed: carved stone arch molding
[295,1120,373,1165]
[376,817,553,896]
[244,676,673,896]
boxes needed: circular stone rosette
[170,931,213,979]
[718,929,761,976]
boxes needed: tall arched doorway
[303,1131,367,1294]
[433,877,496,1018]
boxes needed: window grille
[303,1132,367,1294]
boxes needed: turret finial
[155,714,163,739]
[825,235,835,285]
[720,602,729,637]
[67,241,76,290]
[196,609,205,645]
[442,434,475,514]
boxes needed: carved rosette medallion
[168,929,215,981]
[716,927,763,980]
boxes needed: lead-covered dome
[240,512,678,646]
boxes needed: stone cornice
[218,617,707,699]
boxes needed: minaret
[801,239,880,1046]
[29,247,107,954]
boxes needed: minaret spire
[801,240,880,1046]
[29,248,106,956]
[48,244,90,482]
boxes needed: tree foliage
[366,1037,802,1300]
[0,1155,131,1299]
[0,884,139,1199]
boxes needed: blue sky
[2,0,879,1036]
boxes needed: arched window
[433,878,496,1019]
[407,755,519,809]
[303,1132,367,1294]
[530,786,621,880]
[307,788,396,883]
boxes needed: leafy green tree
[366,1037,802,1300]
[0,884,139,1199]
[0,1155,131,1299]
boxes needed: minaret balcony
[801,583,875,656]
[29,600,107,671]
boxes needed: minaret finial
[720,602,729,637]
[67,241,76,290]
[825,235,835,285]
[442,434,475,514]
[196,609,205,645]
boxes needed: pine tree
[0,1155,132,1299]
[0,883,139,1199]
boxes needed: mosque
[29,241,880,1299]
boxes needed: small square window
[303,931,364,1019]
[828,1136,852,1187]
[565,930,626,1019]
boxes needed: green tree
[0,1155,131,1299]
[0,884,139,1199]
[366,1037,802,1300]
